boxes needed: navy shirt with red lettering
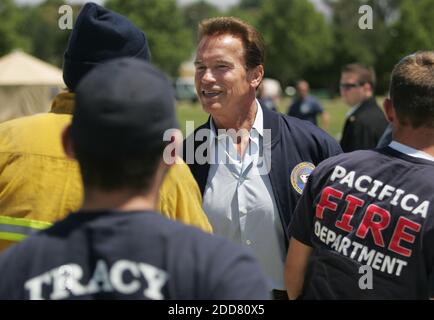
[289,146,434,299]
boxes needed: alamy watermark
[359,5,373,30]
[58,5,73,30]
[162,121,272,175]
[58,4,374,31]
[358,265,373,290]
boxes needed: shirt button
[246,240,252,245]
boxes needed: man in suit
[339,63,388,152]
[288,80,330,130]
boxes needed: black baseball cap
[71,58,178,155]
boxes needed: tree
[367,0,434,93]
[17,0,75,67]
[326,0,387,65]
[183,0,221,43]
[226,0,263,26]
[321,0,393,94]
[106,0,193,78]
[386,0,434,67]
[258,0,333,86]
[239,0,263,9]
[0,0,29,56]
[182,0,221,46]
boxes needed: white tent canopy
[0,51,64,123]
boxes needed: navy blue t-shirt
[290,147,434,299]
[288,96,324,125]
[0,211,270,300]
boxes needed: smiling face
[194,34,261,118]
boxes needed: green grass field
[176,97,357,142]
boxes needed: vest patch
[291,162,315,194]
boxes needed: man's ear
[62,124,76,159]
[249,65,264,89]
[383,98,395,123]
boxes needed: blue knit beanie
[63,2,151,91]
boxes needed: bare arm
[285,238,314,300]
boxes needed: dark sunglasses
[339,83,362,90]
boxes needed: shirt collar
[389,140,434,163]
[50,91,75,114]
[346,102,361,118]
[252,99,264,137]
[209,99,264,139]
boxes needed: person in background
[0,3,211,252]
[287,80,330,130]
[339,63,388,152]
[257,79,281,112]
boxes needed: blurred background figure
[339,63,388,152]
[287,80,330,130]
[257,78,282,112]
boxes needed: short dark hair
[198,17,264,70]
[342,63,376,89]
[390,51,434,128]
[74,144,164,192]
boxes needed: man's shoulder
[0,113,73,160]
[313,148,395,177]
[0,114,44,132]
[0,112,70,128]
[17,211,211,254]
[0,113,71,143]
[163,158,192,181]
[280,112,338,144]
[357,98,383,116]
